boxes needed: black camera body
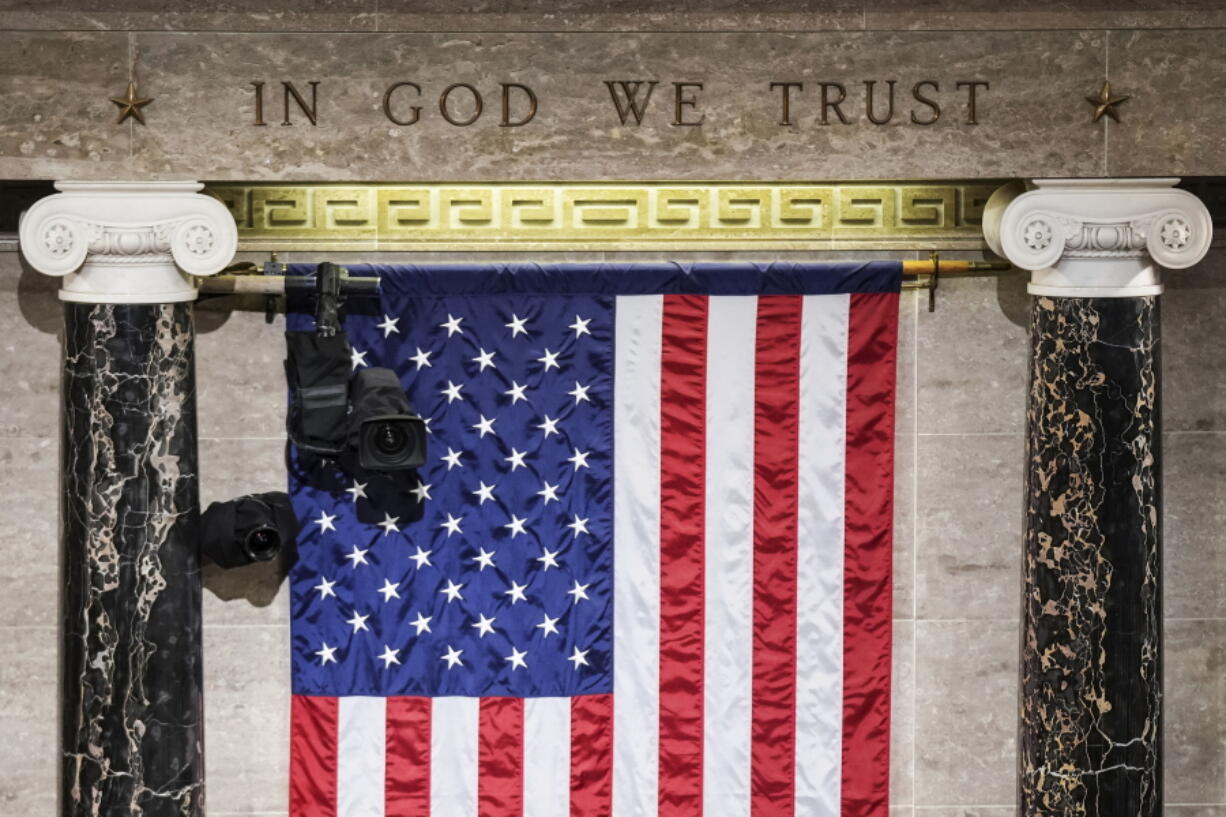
[285,325,427,527]
[349,367,428,471]
[200,492,299,569]
[285,330,428,473]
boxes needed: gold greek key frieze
[205,181,1004,251]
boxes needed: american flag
[286,262,899,817]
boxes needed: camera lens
[243,526,281,562]
[373,422,407,456]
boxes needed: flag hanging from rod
[285,262,899,817]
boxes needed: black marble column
[1021,295,1161,817]
[61,302,204,816]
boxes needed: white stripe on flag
[795,293,851,816]
[702,295,757,816]
[430,696,479,817]
[524,697,572,817]
[337,696,387,817]
[613,294,664,817]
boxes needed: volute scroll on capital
[18,181,238,304]
[984,179,1213,297]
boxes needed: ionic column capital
[983,178,1212,297]
[18,181,238,304]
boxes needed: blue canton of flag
[288,286,615,699]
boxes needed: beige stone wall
[2,2,1226,816]
[1,2,1226,180]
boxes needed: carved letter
[911,80,940,125]
[864,80,896,125]
[819,82,850,125]
[672,82,704,126]
[501,83,538,127]
[439,83,483,126]
[383,81,422,126]
[281,81,320,126]
[956,80,989,124]
[604,80,659,125]
[770,81,803,126]
[251,81,267,126]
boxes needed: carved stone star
[110,81,154,125]
[1086,80,1129,123]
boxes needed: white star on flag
[410,546,432,569]
[442,447,464,470]
[314,511,337,533]
[471,481,496,505]
[346,611,370,633]
[378,645,400,668]
[505,647,528,671]
[537,348,560,371]
[350,348,368,370]
[441,380,465,403]
[410,480,432,502]
[472,348,497,371]
[568,646,590,669]
[536,414,560,438]
[569,382,591,404]
[536,613,560,638]
[378,513,400,536]
[314,576,336,599]
[536,547,560,571]
[378,579,400,602]
[345,480,367,502]
[441,645,464,669]
[472,415,496,438]
[504,515,528,537]
[504,448,527,471]
[569,315,592,337]
[568,448,591,470]
[504,580,528,604]
[440,513,463,537]
[410,612,432,635]
[315,642,337,665]
[504,381,528,404]
[567,515,590,537]
[410,347,433,369]
[440,314,464,336]
[472,548,496,571]
[345,545,370,566]
[471,613,497,638]
[376,314,400,337]
[440,579,464,603]
[505,314,529,337]
[568,580,591,604]
[537,482,560,504]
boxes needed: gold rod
[902,259,1012,277]
[200,258,1015,296]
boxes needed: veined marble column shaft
[985,179,1212,817]
[19,182,236,817]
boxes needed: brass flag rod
[198,254,1013,297]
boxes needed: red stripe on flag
[750,295,802,817]
[478,697,524,817]
[841,292,898,817]
[571,693,614,817]
[657,293,708,817]
[290,695,338,817]
[385,696,431,817]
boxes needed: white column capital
[18,181,238,304]
[983,178,1213,298]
